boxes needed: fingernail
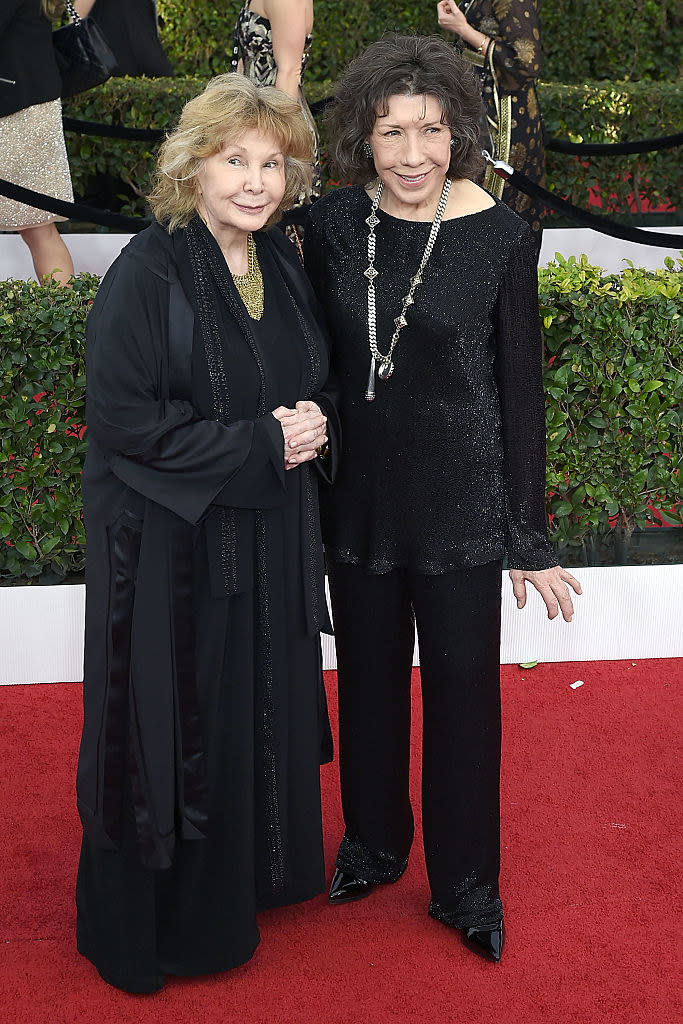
[289,440,296,448]
[517,601,522,608]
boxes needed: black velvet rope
[1,170,680,247]
[62,116,165,142]
[0,177,151,232]
[61,111,682,156]
[545,131,683,156]
[499,167,683,248]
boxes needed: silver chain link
[364,177,452,399]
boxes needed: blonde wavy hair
[148,75,314,232]
[42,0,65,19]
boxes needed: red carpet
[0,660,680,1023]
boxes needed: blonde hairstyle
[42,0,65,18]
[148,75,314,232]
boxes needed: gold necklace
[231,233,264,320]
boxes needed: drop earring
[362,142,373,159]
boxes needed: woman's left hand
[272,400,327,469]
[436,0,469,36]
[509,566,582,621]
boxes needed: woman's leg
[411,561,504,929]
[328,561,415,882]
[19,222,73,285]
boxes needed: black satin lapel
[100,514,142,847]
[127,676,175,870]
[168,275,194,402]
[170,519,209,837]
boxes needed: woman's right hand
[436,1,469,36]
[272,403,327,470]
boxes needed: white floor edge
[0,226,681,283]
[0,564,680,685]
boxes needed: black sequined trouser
[328,558,504,931]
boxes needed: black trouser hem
[429,891,504,931]
[335,831,410,885]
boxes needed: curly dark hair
[326,34,485,185]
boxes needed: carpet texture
[0,659,680,1023]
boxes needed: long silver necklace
[364,176,451,401]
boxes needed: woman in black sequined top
[304,34,580,963]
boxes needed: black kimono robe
[75,220,339,992]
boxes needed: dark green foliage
[62,78,682,220]
[539,255,682,559]
[155,1,681,84]
[0,276,97,584]
[540,0,681,84]
[0,264,679,583]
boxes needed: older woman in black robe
[76,74,339,993]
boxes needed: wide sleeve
[86,254,287,525]
[488,0,542,94]
[493,225,557,570]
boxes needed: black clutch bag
[52,0,118,98]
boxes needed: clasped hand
[509,566,582,622]
[272,401,327,471]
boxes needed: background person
[73,0,174,77]
[0,0,74,285]
[76,74,338,994]
[437,0,545,252]
[304,34,580,963]
[233,0,321,196]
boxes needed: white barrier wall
[1,565,681,685]
[0,226,681,282]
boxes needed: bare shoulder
[444,179,496,220]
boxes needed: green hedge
[155,0,681,84]
[0,261,680,583]
[539,255,682,561]
[0,276,92,583]
[62,77,682,220]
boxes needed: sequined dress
[459,0,545,240]
[304,185,557,574]
[0,0,73,231]
[234,1,321,196]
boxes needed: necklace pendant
[365,211,380,228]
[394,314,407,329]
[365,356,377,401]
[364,265,379,281]
[378,360,393,381]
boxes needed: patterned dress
[234,1,322,197]
[458,0,545,244]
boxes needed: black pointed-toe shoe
[328,868,375,904]
[460,920,505,963]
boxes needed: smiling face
[195,127,287,243]
[369,93,452,217]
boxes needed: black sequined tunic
[304,185,556,574]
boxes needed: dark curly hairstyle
[326,34,485,185]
